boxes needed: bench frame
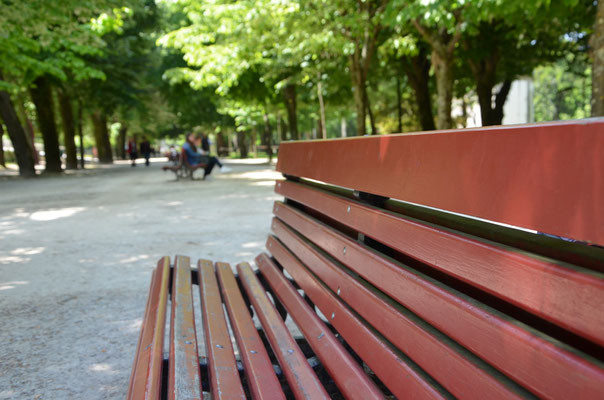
[162,148,207,180]
[130,119,604,400]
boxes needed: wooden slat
[236,262,330,400]
[128,256,171,400]
[215,262,286,400]
[276,119,604,245]
[128,267,156,399]
[198,260,246,399]
[272,203,604,400]
[275,182,604,348]
[265,240,449,399]
[255,253,385,400]
[266,229,527,400]
[168,256,202,400]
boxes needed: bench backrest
[264,119,604,399]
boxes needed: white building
[455,78,535,128]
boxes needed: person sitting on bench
[201,132,231,172]
[182,132,218,177]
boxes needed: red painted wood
[198,260,246,399]
[168,256,202,400]
[272,203,604,399]
[255,253,385,400]
[276,182,604,348]
[127,257,170,399]
[237,262,330,400]
[127,267,156,399]
[266,228,525,400]
[128,256,170,400]
[215,262,285,400]
[265,240,448,399]
[276,119,604,245]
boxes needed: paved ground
[0,158,281,399]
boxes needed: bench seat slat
[215,262,285,400]
[128,267,156,399]
[255,253,385,400]
[198,260,246,399]
[276,181,604,348]
[267,227,528,400]
[128,256,171,399]
[236,262,330,400]
[273,202,604,400]
[266,238,449,399]
[169,256,202,400]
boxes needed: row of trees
[160,0,599,136]
[1,0,601,177]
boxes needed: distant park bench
[161,148,206,180]
[128,120,604,399]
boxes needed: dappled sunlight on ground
[242,241,263,248]
[250,180,278,186]
[0,281,29,291]
[119,254,152,264]
[10,247,45,255]
[0,255,31,264]
[126,318,143,333]
[89,363,116,374]
[0,160,280,398]
[30,207,86,221]
[227,168,282,181]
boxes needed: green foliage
[534,54,592,121]
[0,0,129,89]
[2,0,597,169]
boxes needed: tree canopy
[0,0,599,176]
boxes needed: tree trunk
[0,120,5,167]
[263,112,273,162]
[592,0,604,115]
[30,76,62,173]
[215,131,224,156]
[15,94,38,164]
[251,129,257,156]
[460,95,468,128]
[0,89,36,176]
[117,125,127,159]
[413,21,461,131]
[491,80,512,125]
[341,117,347,137]
[350,53,367,136]
[277,115,287,142]
[395,75,403,133]
[77,99,85,169]
[236,130,248,158]
[365,89,377,135]
[401,48,436,131]
[317,76,327,139]
[57,89,78,169]
[91,110,113,163]
[476,78,494,126]
[283,84,299,140]
[467,44,511,127]
[433,51,454,130]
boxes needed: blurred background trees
[0,0,600,176]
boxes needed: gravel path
[0,159,281,399]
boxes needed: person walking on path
[140,137,152,167]
[127,137,138,167]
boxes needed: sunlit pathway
[0,160,280,399]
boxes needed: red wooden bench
[129,120,604,399]
[162,148,207,180]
